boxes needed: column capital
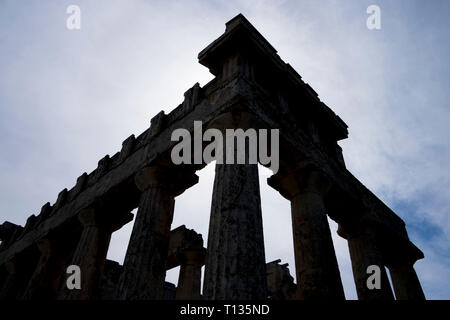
[134,165,198,196]
[77,207,133,232]
[179,248,206,266]
[338,211,424,269]
[268,162,331,200]
[176,248,205,300]
[337,213,380,240]
[36,238,53,255]
[4,259,17,275]
[78,208,102,227]
[384,239,425,269]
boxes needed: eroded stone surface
[203,162,267,300]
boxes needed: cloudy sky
[0,0,449,299]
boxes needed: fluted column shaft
[389,263,425,300]
[291,190,344,299]
[118,167,176,300]
[203,163,267,299]
[0,261,18,300]
[22,238,67,300]
[268,168,344,300]
[340,224,394,300]
[176,249,205,300]
[61,208,112,300]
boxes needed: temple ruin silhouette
[0,14,425,300]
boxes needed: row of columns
[0,163,202,300]
[340,222,425,300]
[0,160,425,300]
[269,165,425,300]
[0,206,133,300]
[0,239,67,300]
[22,238,69,300]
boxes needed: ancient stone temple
[0,14,425,300]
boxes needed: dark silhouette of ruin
[0,14,425,300]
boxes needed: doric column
[22,238,67,300]
[388,263,425,300]
[338,223,394,300]
[268,167,345,299]
[118,166,198,300]
[0,260,18,300]
[203,162,267,300]
[61,208,113,300]
[176,248,206,300]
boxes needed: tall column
[0,266,5,292]
[203,162,267,300]
[22,238,67,300]
[338,223,394,300]
[118,166,198,300]
[389,263,425,300]
[268,167,345,299]
[0,260,18,300]
[176,248,206,300]
[61,208,112,300]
